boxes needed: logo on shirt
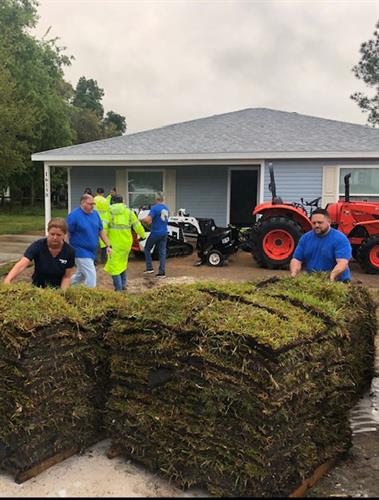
[59,258,68,264]
[161,209,168,222]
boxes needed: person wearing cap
[104,195,146,291]
[106,187,117,206]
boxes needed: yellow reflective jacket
[104,203,146,276]
[94,195,110,248]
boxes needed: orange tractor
[249,164,379,274]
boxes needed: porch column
[44,163,51,235]
[67,166,72,213]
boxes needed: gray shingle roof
[32,108,379,160]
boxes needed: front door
[229,170,258,226]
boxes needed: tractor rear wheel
[252,217,303,269]
[357,236,379,274]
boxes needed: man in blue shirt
[290,208,352,282]
[67,194,112,287]
[141,192,169,278]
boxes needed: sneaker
[143,269,154,274]
[155,273,166,278]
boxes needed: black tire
[132,250,145,259]
[351,246,359,261]
[207,250,224,267]
[252,217,303,269]
[357,236,379,274]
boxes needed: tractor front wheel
[207,250,224,267]
[357,236,379,274]
[252,217,303,269]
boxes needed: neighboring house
[31,108,379,230]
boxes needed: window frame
[337,165,379,200]
[126,169,165,209]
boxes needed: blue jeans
[71,258,97,288]
[144,234,167,274]
[111,270,127,291]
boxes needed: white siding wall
[264,160,323,205]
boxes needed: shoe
[155,273,166,278]
[143,269,154,274]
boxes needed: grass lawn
[0,208,68,235]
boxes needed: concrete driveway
[0,234,38,265]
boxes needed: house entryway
[229,169,258,226]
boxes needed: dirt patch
[6,248,379,292]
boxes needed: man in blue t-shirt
[67,194,112,287]
[290,208,352,282]
[141,192,169,278]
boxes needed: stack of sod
[105,274,376,497]
[63,287,130,434]
[0,284,126,478]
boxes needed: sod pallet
[0,284,126,481]
[105,275,376,497]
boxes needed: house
[31,108,379,231]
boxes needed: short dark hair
[96,187,105,194]
[112,195,123,204]
[311,208,330,218]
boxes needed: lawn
[0,208,68,235]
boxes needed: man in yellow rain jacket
[106,187,117,205]
[104,195,146,291]
[94,188,110,264]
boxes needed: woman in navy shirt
[3,218,75,289]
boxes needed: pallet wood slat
[11,447,79,484]
[289,457,339,497]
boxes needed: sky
[33,0,379,134]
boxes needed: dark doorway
[230,170,258,226]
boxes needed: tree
[0,0,74,204]
[69,107,103,144]
[70,78,127,143]
[0,64,35,200]
[0,1,127,205]
[72,76,105,119]
[102,110,127,135]
[351,20,379,126]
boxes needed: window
[127,171,163,209]
[339,168,379,201]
